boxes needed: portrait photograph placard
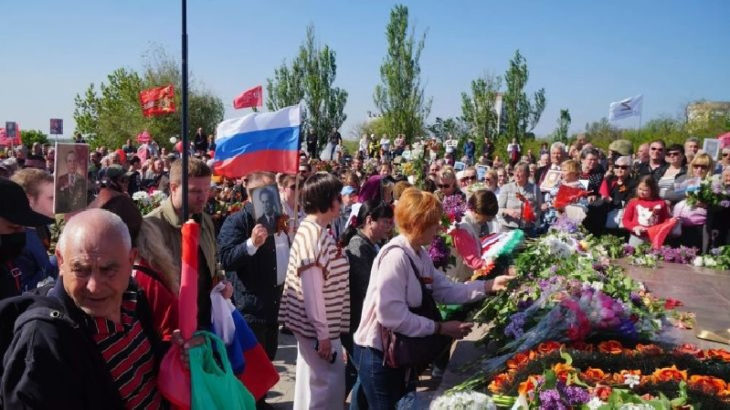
[539,170,562,192]
[54,143,89,214]
[251,183,282,234]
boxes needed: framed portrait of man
[54,143,89,214]
[251,183,282,234]
[540,170,562,192]
[703,138,720,161]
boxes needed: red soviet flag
[233,85,263,109]
[139,85,176,117]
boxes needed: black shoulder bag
[377,245,451,370]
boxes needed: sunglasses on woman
[437,184,451,189]
[666,152,681,157]
[615,165,629,170]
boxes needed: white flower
[587,396,604,410]
[624,373,640,388]
[693,256,704,267]
[705,257,717,267]
[430,391,496,410]
[591,281,604,291]
[132,191,151,204]
[619,404,654,410]
[510,394,528,410]
[150,190,167,201]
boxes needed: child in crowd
[622,176,671,247]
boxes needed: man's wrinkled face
[58,227,135,321]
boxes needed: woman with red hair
[351,188,514,408]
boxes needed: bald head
[58,209,131,253]
[56,209,135,322]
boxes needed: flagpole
[181,0,190,221]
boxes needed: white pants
[293,334,345,410]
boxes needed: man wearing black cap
[0,178,55,300]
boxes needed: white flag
[608,95,643,121]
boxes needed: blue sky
[1,0,728,140]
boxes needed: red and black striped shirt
[89,291,163,410]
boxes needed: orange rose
[582,367,607,383]
[707,349,730,362]
[598,340,623,354]
[507,352,531,370]
[675,343,705,359]
[635,343,663,355]
[610,369,641,385]
[537,341,563,355]
[518,376,539,395]
[488,373,513,393]
[652,365,687,383]
[592,385,612,400]
[552,362,573,383]
[570,341,594,352]
[688,375,727,395]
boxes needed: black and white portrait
[251,183,282,234]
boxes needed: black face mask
[0,232,26,262]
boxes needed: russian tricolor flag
[214,104,301,178]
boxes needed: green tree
[502,50,546,143]
[374,4,431,144]
[461,73,502,153]
[266,25,348,147]
[21,129,49,147]
[554,109,571,143]
[584,117,621,142]
[73,47,224,150]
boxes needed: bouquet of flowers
[428,194,467,270]
[132,190,167,215]
[686,177,730,207]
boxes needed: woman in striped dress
[279,172,350,410]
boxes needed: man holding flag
[213,104,301,409]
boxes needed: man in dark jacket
[218,172,282,360]
[0,209,165,409]
[218,172,282,410]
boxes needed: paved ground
[267,332,440,409]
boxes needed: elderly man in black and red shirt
[0,209,167,409]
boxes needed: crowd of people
[0,126,728,409]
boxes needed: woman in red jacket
[622,175,671,247]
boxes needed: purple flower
[428,236,449,269]
[558,383,590,405]
[505,312,526,339]
[623,244,635,256]
[517,298,534,311]
[630,291,642,305]
[539,389,567,410]
[721,200,730,208]
[442,194,466,223]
